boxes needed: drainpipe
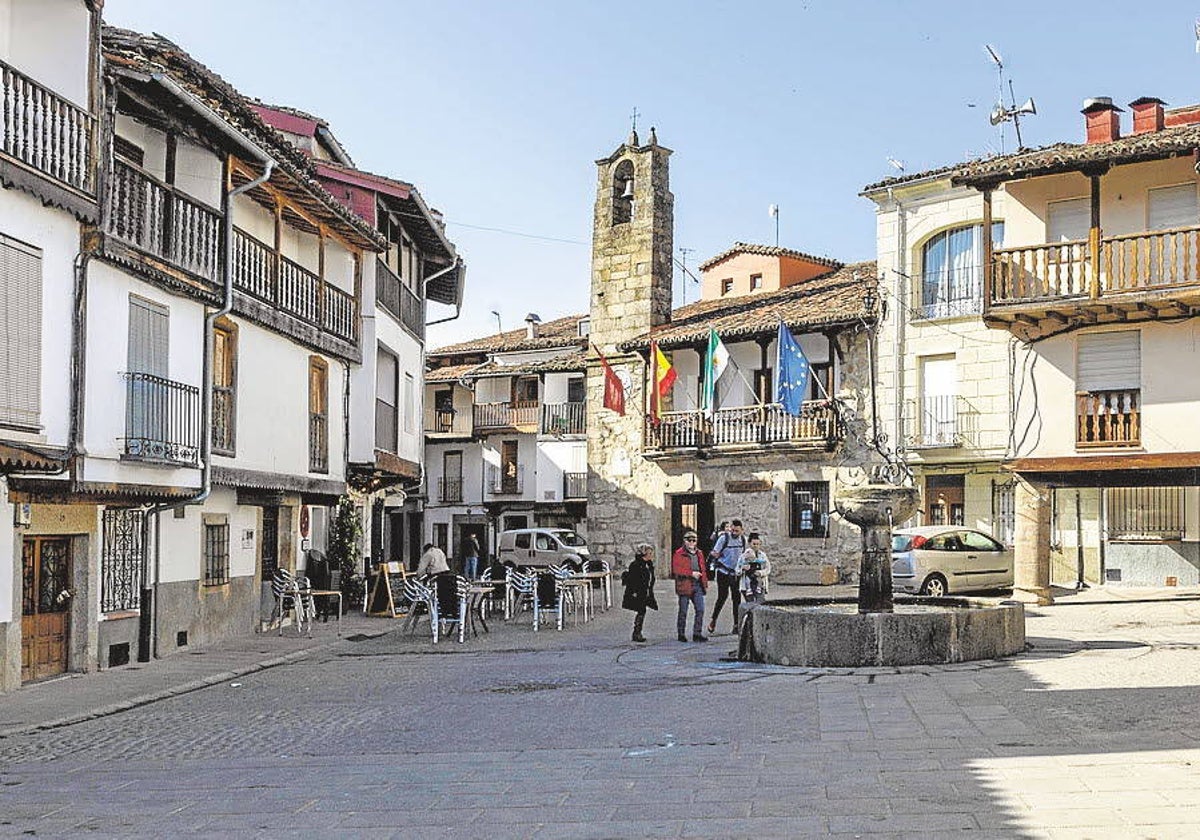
[424,258,465,327]
[136,152,276,662]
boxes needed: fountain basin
[740,597,1025,667]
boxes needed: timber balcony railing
[1077,389,1140,448]
[121,372,200,466]
[540,401,586,435]
[106,159,222,281]
[232,227,357,342]
[563,471,587,500]
[990,225,1200,306]
[375,261,424,340]
[438,477,463,503]
[903,395,974,449]
[474,401,540,430]
[644,401,842,452]
[0,57,95,194]
[487,464,525,496]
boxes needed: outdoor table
[577,570,613,610]
[466,583,499,636]
[559,576,593,624]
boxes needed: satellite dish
[1014,97,1036,116]
[989,103,1007,126]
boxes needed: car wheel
[920,574,948,597]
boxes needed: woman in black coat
[621,543,658,643]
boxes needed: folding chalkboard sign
[367,561,409,617]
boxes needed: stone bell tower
[585,128,674,570]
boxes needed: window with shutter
[0,235,42,429]
[126,296,170,457]
[1076,330,1141,447]
[309,357,329,472]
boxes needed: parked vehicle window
[892,534,914,552]
[926,533,956,551]
[555,531,586,547]
[961,531,1003,552]
[515,534,530,550]
[535,533,553,550]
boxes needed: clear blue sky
[105,0,1200,347]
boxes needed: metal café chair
[506,568,541,630]
[433,574,471,644]
[403,577,438,642]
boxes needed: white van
[497,528,590,568]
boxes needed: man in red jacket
[671,530,709,642]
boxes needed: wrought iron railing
[563,471,587,499]
[1077,389,1140,448]
[0,57,95,194]
[106,159,221,281]
[309,411,328,472]
[474,401,540,429]
[540,401,586,435]
[904,395,972,448]
[439,477,463,503]
[376,261,424,340]
[122,372,200,466]
[645,401,841,451]
[919,265,984,319]
[231,227,357,342]
[487,464,525,495]
[991,225,1200,305]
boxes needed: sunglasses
[684,536,698,541]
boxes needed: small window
[611,160,634,225]
[577,318,591,337]
[515,533,531,550]
[309,357,329,473]
[203,517,230,586]
[212,321,237,456]
[721,278,734,295]
[750,274,762,290]
[535,533,553,550]
[101,508,145,612]
[788,481,829,538]
[567,376,586,403]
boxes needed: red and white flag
[593,344,625,416]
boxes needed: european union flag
[775,321,810,416]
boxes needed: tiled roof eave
[619,315,869,352]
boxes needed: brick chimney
[1082,97,1123,144]
[1129,97,1166,134]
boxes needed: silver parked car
[891,526,1013,597]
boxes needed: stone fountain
[739,483,1026,667]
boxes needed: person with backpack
[620,543,658,643]
[671,530,708,642]
[707,518,745,635]
[463,533,481,580]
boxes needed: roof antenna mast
[984,44,1036,152]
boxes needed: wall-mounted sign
[299,505,310,538]
[241,529,255,550]
[726,479,772,494]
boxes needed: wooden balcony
[644,402,841,456]
[0,58,96,199]
[473,402,539,431]
[1077,389,1140,449]
[232,227,357,343]
[104,159,221,284]
[987,225,1200,338]
[376,261,424,341]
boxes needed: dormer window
[721,278,734,295]
[612,160,634,225]
[750,274,762,291]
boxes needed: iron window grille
[101,508,144,612]
[788,481,830,538]
[203,522,230,586]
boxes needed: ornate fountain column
[836,485,920,613]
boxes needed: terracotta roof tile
[430,313,588,357]
[698,242,842,272]
[619,261,877,350]
[427,352,588,382]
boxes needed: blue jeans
[464,555,479,580]
[676,590,706,638]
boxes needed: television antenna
[886,157,906,172]
[984,44,1036,152]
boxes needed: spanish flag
[649,340,677,424]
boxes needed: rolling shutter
[1047,198,1090,243]
[127,296,169,376]
[0,235,43,428]
[1077,330,1140,391]
[1149,184,1199,231]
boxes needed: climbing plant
[328,495,362,609]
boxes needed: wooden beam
[1089,173,1102,300]
[1008,451,1200,473]
[1044,311,1069,325]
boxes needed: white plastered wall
[157,487,257,583]
[80,261,205,488]
[0,0,90,107]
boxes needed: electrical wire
[443,220,588,246]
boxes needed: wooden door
[260,506,279,581]
[21,537,71,683]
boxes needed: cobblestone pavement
[3,595,1200,837]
